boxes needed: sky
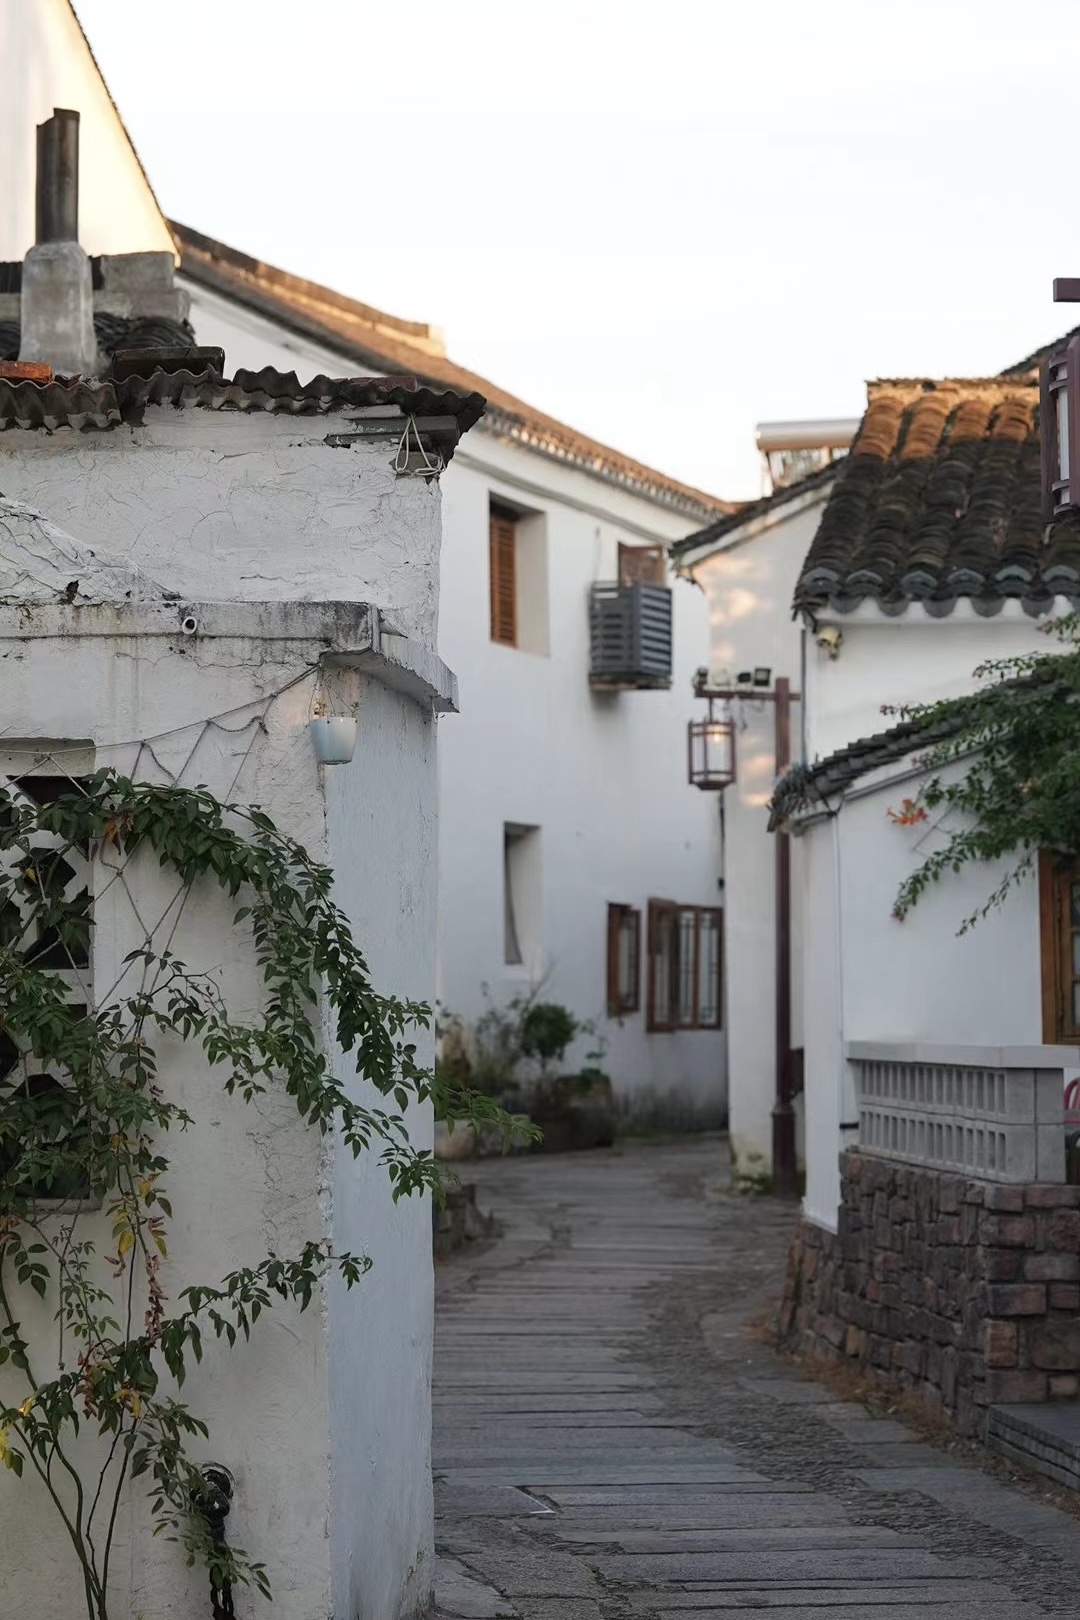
[75,0,1080,501]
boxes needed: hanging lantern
[1042,283,1080,517]
[688,700,736,790]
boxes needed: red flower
[887,798,928,827]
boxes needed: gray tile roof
[794,379,1080,618]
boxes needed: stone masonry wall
[780,1151,1080,1437]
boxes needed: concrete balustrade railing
[847,1042,1080,1184]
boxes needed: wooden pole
[772,677,797,1194]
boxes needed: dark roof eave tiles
[0,368,487,438]
[792,381,1080,615]
[769,667,1072,827]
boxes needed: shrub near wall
[780,1151,1080,1437]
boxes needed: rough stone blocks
[780,1154,1080,1441]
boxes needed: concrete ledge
[0,598,459,713]
[848,1040,1080,1068]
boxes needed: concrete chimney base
[19,241,97,377]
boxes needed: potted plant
[521,1005,616,1152]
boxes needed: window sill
[22,1195,104,1218]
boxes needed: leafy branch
[0,769,521,1619]
[885,613,1080,930]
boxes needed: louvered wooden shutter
[489,515,517,645]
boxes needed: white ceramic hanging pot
[309,716,358,766]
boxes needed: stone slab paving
[434,1141,1080,1619]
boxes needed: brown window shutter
[606,904,621,1017]
[490,516,517,645]
[618,542,665,587]
[1041,853,1080,1043]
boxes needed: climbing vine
[887,613,1080,930]
[0,768,520,1620]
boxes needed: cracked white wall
[0,435,443,1620]
[0,411,441,647]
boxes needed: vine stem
[0,769,518,1617]
[0,1265,101,1620]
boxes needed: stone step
[987,1400,1080,1490]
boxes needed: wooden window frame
[646,899,723,1033]
[489,503,518,647]
[617,542,665,587]
[1040,853,1080,1041]
[606,903,641,1017]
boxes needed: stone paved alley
[434,1139,1080,1619]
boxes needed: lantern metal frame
[687,698,737,791]
[1043,281,1080,517]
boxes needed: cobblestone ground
[434,1138,1080,1620]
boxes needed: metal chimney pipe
[35,109,80,244]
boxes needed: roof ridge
[866,376,1037,395]
[171,222,444,355]
[170,222,732,522]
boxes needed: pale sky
[76,0,1079,502]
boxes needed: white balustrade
[847,1042,1078,1184]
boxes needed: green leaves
[889,617,1080,929]
[0,767,519,1619]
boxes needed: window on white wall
[504,823,541,968]
[646,899,723,1033]
[489,498,549,655]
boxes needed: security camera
[816,625,843,659]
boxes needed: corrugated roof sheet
[0,367,486,441]
[170,221,732,523]
[793,379,1080,617]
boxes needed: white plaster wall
[179,286,729,1121]
[805,605,1065,763]
[0,429,445,1616]
[323,674,437,1620]
[799,817,845,1229]
[436,440,726,1121]
[797,601,1072,1224]
[0,0,174,260]
[799,764,1044,1229]
[0,414,441,646]
[0,632,334,1620]
[689,493,828,1169]
[182,279,376,382]
[0,630,441,1620]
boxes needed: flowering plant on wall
[884,614,1080,932]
